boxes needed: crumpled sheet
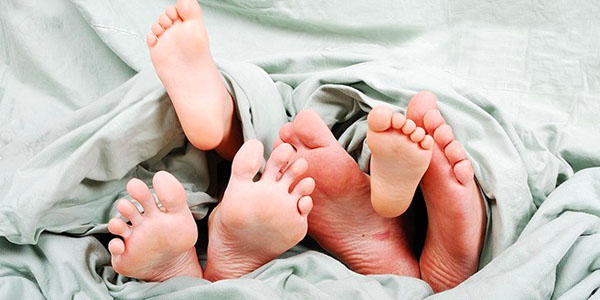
[0,0,599,299]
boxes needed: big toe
[292,110,337,148]
[406,91,438,127]
[176,0,203,21]
[367,106,393,132]
[231,139,264,181]
[153,171,188,212]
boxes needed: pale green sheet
[1,0,599,299]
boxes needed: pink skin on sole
[275,110,420,277]
[108,171,202,282]
[203,140,314,281]
[406,91,486,292]
[367,105,433,218]
[147,0,242,160]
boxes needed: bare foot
[147,0,242,160]
[406,92,486,292]
[108,171,202,281]
[203,140,314,281]
[275,110,420,277]
[367,106,434,217]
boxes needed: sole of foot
[275,110,420,277]
[147,0,241,159]
[367,105,433,217]
[203,140,314,281]
[108,171,202,281]
[406,91,486,292]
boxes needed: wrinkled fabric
[0,0,599,299]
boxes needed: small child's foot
[367,106,433,217]
[406,92,486,292]
[147,0,241,159]
[203,140,314,281]
[108,171,202,282]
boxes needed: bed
[1,0,599,299]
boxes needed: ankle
[214,92,243,160]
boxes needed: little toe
[444,140,467,165]
[454,160,475,185]
[367,106,393,132]
[146,32,157,47]
[292,177,316,197]
[231,139,264,181]
[108,238,125,256]
[280,158,308,185]
[433,124,454,148]
[152,22,164,37]
[392,113,407,129]
[410,127,426,143]
[176,0,203,21]
[126,179,159,215]
[158,13,173,29]
[423,109,446,134]
[108,218,131,239]
[166,5,180,21]
[401,119,417,135]
[116,199,142,225]
[153,171,188,212]
[420,135,434,149]
[297,196,313,217]
[263,143,295,181]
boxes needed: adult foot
[203,140,314,281]
[108,171,202,281]
[367,106,433,217]
[147,0,242,159]
[275,110,420,277]
[406,92,486,292]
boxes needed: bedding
[1,0,599,299]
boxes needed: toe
[406,91,438,128]
[273,137,284,149]
[263,143,295,181]
[410,127,426,143]
[146,32,157,47]
[108,238,125,256]
[423,109,446,134]
[401,119,417,135]
[454,160,475,185]
[297,196,313,217]
[108,218,131,239]
[444,140,467,165]
[280,158,308,185]
[392,113,406,129]
[158,13,173,29]
[152,22,164,37]
[116,199,142,225]
[292,177,315,197]
[433,124,454,148]
[153,171,188,212]
[166,5,180,21]
[367,106,393,132]
[279,122,303,148]
[420,135,434,149]
[127,179,159,215]
[292,110,337,148]
[231,139,264,181]
[176,0,203,21]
